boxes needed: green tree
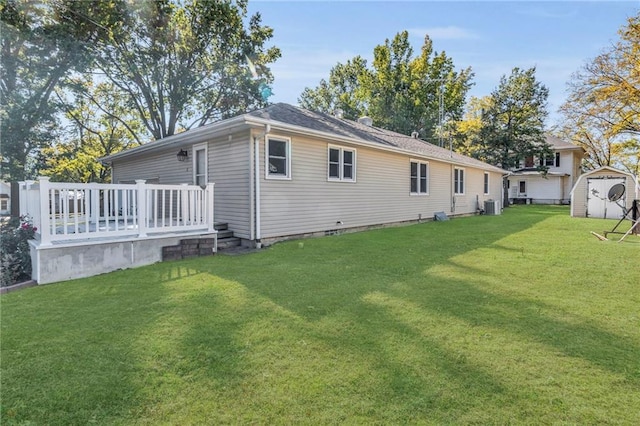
[43,81,143,183]
[0,0,123,180]
[299,31,473,144]
[559,12,640,174]
[452,96,494,159]
[476,67,550,170]
[93,0,280,140]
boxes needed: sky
[247,0,640,126]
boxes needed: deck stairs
[214,223,241,250]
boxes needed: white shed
[570,166,639,218]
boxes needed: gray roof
[249,103,507,173]
[102,103,507,173]
[546,134,584,151]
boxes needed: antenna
[425,79,447,148]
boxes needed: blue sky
[247,1,639,126]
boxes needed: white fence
[19,177,215,246]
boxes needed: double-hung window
[483,172,490,195]
[266,136,291,179]
[454,167,465,195]
[328,146,356,182]
[410,160,428,194]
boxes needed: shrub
[0,215,36,286]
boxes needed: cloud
[408,26,480,41]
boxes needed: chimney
[357,116,373,126]
[334,108,344,119]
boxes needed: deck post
[136,180,148,238]
[207,182,215,233]
[38,177,52,246]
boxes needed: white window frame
[327,145,356,182]
[265,136,292,180]
[483,172,490,195]
[410,159,429,195]
[192,143,208,186]
[454,167,465,195]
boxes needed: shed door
[587,177,625,218]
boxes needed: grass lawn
[1,205,639,424]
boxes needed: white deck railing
[19,177,215,246]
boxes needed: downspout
[254,136,261,247]
[253,124,270,248]
[451,164,456,213]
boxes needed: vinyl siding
[257,133,503,239]
[111,131,252,239]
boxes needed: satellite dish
[607,183,625,202]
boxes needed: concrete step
[214,222,228,231]
[217,237,241,250]
[217,229,234,239]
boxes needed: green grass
[2,206,639,425]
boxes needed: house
[507,135,585,205]
[0,181,11,216]
[570,166,639,219]
[101,103,508,247]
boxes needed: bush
[0,216,37,286]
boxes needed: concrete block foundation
[30,232,217,285]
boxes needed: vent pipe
[357,116,373,126]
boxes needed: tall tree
[44,80,143,183]
[559,12,640,173]
[92,0,280,140]
[0,0,123,180]
[475,67,550,170]
[299,31,473,144]
[452,96,494,159]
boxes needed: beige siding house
[507,135,585,204]
[570,166,639,219]
[102,104,507,246]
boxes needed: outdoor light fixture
[177,149,188,162]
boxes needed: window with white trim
[266,136,291,179]
[410,160,428,194]
[483,172,490,195]
[328,146,356,182]
[193,143,207,186]
[454,167,465,195]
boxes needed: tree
[0,0,123,180]
[43,81,143,183]
[452,96,494,159]
[475,67,550,171]
[92,0,280,140]
[299,31,473,144]
[559,12,640,174]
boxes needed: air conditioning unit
[484,200,500,215]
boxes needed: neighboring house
[570,166,639,219]
[507,135,585,205]
[0,181,11,216]
[101,103,508,247]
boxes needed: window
[555,152,561,167]
[410,160,428,194]
[519,181,526,194]
[193,143,207,186]
[484,172,490,194]
[454,168,465,195]
[0,199,8,211]
[328,146,356,181]
[266,136,291,179]
[543,153,555,167]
